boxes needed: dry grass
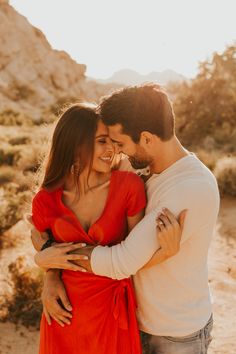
[1,256,43,328]
[214,156,236,197]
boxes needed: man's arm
[91,207,161,279]
[90,179,219,280]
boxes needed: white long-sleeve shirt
[91,154,220,336]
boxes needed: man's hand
[42,270,73,327]
[68,245,95,273]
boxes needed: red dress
[32,170,146,354]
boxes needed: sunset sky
[9,0,236,79]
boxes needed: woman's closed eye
[97,139,107,144]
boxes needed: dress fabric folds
[32,171,146,354]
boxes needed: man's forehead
[107,123,123,135]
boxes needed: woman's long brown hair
[39,103,99,192]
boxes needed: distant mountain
[97,69,187,86]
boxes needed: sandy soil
[0,198,235,354]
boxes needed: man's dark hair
[98,83,175,143]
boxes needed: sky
[9,0,236,80]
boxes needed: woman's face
[91,120,115,174]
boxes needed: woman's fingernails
[81,269,87,272]
[83,256,89,260]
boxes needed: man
[36,84,219,353]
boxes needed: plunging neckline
[58,172,114,234]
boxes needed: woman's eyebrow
[95,134,109,139]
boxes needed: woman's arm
[127,209,145,232]
[31,227,50,251]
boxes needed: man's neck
[150,136,189,175]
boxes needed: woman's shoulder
[112,170,144,188]
[33,187,61,203]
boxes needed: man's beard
[128,155,151,169]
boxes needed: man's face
[108,124,152,169]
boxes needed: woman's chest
[67,190,109,232]
[47,183,129,244]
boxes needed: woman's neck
[64,170,111,195]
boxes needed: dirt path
[0,198,236,354]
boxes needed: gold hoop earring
[70,165,74,175]
[71,164,80,176]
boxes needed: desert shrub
[2,256,43,328]
[9,135,30,145]
[0,145,21,166]
[15,144,44,172]
[0,109,33,126]
[0,166,17,184]
[196,149,222,171]
[214,156,236,197]
[0,187,32,235]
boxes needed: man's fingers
[178,209,188,231]
[43,306,51,325]
[51,315,66,327]
[59,289,73,312]
[49,300,73,318]
[55,314,71,325]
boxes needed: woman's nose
[113,144,121,154]
[107,141,115,153]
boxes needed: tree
[171,44,236,149]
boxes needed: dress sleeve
[125,173,147,216]
[31,191,49,232]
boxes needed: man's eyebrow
[110,138,122,144]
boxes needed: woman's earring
[71,164,80,176]
[71,164,75,175]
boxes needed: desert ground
[0,198,235,354]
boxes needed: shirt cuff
[91,245,113,278]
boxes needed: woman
[31,103,183,354]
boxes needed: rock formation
[0,1,116,121]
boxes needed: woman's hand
[156,208,187,258]
[143,208,187,268]
[34,242,89,271]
